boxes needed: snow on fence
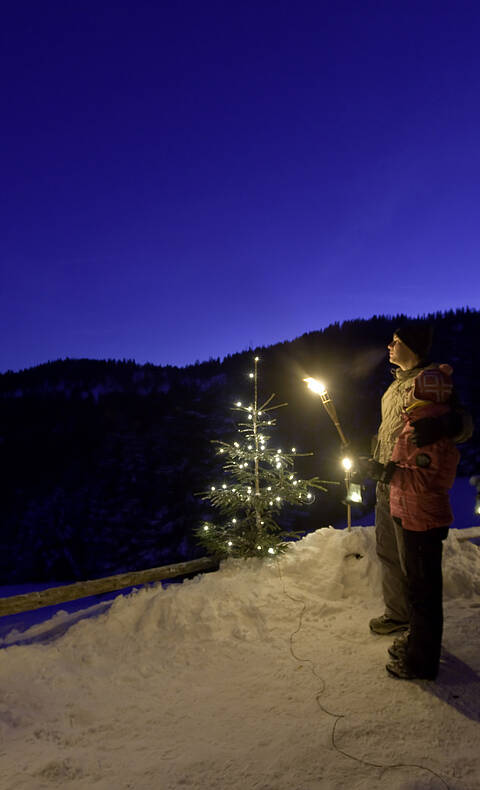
[0,556,219,617]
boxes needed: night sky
[2,2,480,373]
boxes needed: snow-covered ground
[1,524,480,790]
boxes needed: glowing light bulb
[248,445,252,450]
[267,486,271,491]
[291,447,296,452]
[249,373,254,378]
[293,480,298,486]
[236,401,242,407]
[276,462,281,469]
[211,486,216,491]
[255,356,259,361]
[234,442,239,448]
[248,415,253,420]
[276,497,281,502]
[269,500,273,505]
[257,545,262,551]
[222,484,227,489]
[268,548,275,555]
[232,518,237,523]
[228,541,233,547]
[307,493,312,499]
[342,457,353,471]
[203,525,209,531]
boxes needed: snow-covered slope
[1,526,480,790]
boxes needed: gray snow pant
[375,482,409,623]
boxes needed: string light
[203,525,209,531]
[236,401,242,407]
[268,548,275,555]
[291,447,296,452]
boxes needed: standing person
[366,323,472,637]
[383,364,460,679]
[368,323,435,636]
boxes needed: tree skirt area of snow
[1,526,480,790]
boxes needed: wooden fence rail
[0,556,219,618]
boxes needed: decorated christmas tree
[196,356,329,558]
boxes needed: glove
[410,412,462,447]
[356,457,396,484]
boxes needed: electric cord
[275,558,451,790]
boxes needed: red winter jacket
[389,403,460,532]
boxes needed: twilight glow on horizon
[2,2,480,372]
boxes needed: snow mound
[444,529,480,598]
[45,525,480,657]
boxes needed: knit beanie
[413,364,453,404]
[395,322,433,361]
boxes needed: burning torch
[303,377,356,531]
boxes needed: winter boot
[388,629,410,660]
[369,614,409,635]
[386,657,437,681]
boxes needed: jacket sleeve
[390,439,459,494]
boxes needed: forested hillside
[1,308,478,583]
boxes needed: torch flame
[303,377,327,396]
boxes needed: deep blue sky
[2,1,480,372]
